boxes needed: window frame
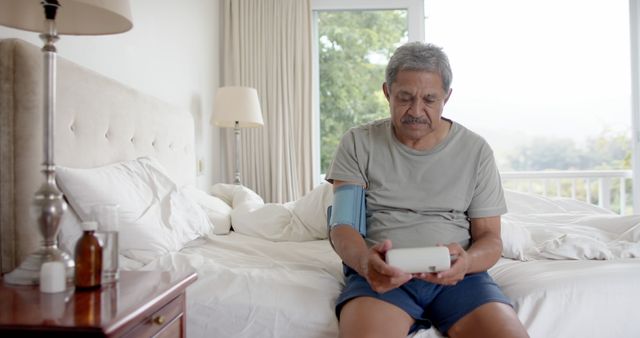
[630,0,640,212]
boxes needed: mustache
[401,116,429,124]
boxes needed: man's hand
[410,216,503,285]
[361,240,412,293]
[411,243,470,285]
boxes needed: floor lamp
[0,0,132,285]
[212,87,264,185]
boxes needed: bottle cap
[81,221,98,231]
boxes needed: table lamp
[0,0,132,285]
[212,86,264,185]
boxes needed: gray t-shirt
[326,118,507,249]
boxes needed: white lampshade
[0,0,133,35]
[213,86,264,128]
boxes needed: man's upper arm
[467,143,507,218]
[333,180,365,189]
[324,127,369,186]
[329,180,367,236]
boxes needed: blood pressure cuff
[327,184,366,237]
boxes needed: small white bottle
[40,261,66,293]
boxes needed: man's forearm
[465,235,502,273]
[330,226,369,275]
[465,216,504,273]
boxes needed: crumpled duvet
[211,183,333,242]
[501,190,640,261]
[211,184,640,261]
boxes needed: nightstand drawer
[123,293,185,338]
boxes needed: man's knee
[339,297,414,338]
[447,302,529,338]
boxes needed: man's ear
[444,88,453,104]
[383,82,390,101]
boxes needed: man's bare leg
[339,296,415,338]
[447,302,529,338]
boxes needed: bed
[2,38,640,338]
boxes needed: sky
[424,0,631,164]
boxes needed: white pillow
[504,189,567,214]
[56,157,213,263]
[182,185,232,235]
[500,216,535,261]
[504,189,614,216]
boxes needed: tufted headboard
[0,38,197,274]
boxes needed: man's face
[383,70,451,147]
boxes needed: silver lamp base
[3,246,74,285]
[2,12,75,286]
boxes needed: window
[426,0,633,212]
[425,0,631,173]
[312,1,637,213]
[312,0,425,183]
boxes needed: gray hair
[385,42,452,92]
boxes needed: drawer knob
[153,315,165,325]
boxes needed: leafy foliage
[318,10,408,173]
[506,129,631,170]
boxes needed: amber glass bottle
[75,221,103,289]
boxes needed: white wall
[0,0,223,189]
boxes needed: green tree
[583,129,631,170]
[318,10,408,173]
[506,137,582,171]
[506,129,631,171]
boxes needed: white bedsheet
[491,258,640,338]
[133,232,446,338]
[132,231,640,338]
[137,233,344,338]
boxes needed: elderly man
[326,41,529,338]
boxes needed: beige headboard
[0,38,196,274]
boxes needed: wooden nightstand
[0,270,197,337]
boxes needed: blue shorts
[335,266,512,335]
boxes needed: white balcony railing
[501,170,633,215]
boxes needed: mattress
[132,232,640,338]
[136,233,344,338]
[491,258,640,338]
